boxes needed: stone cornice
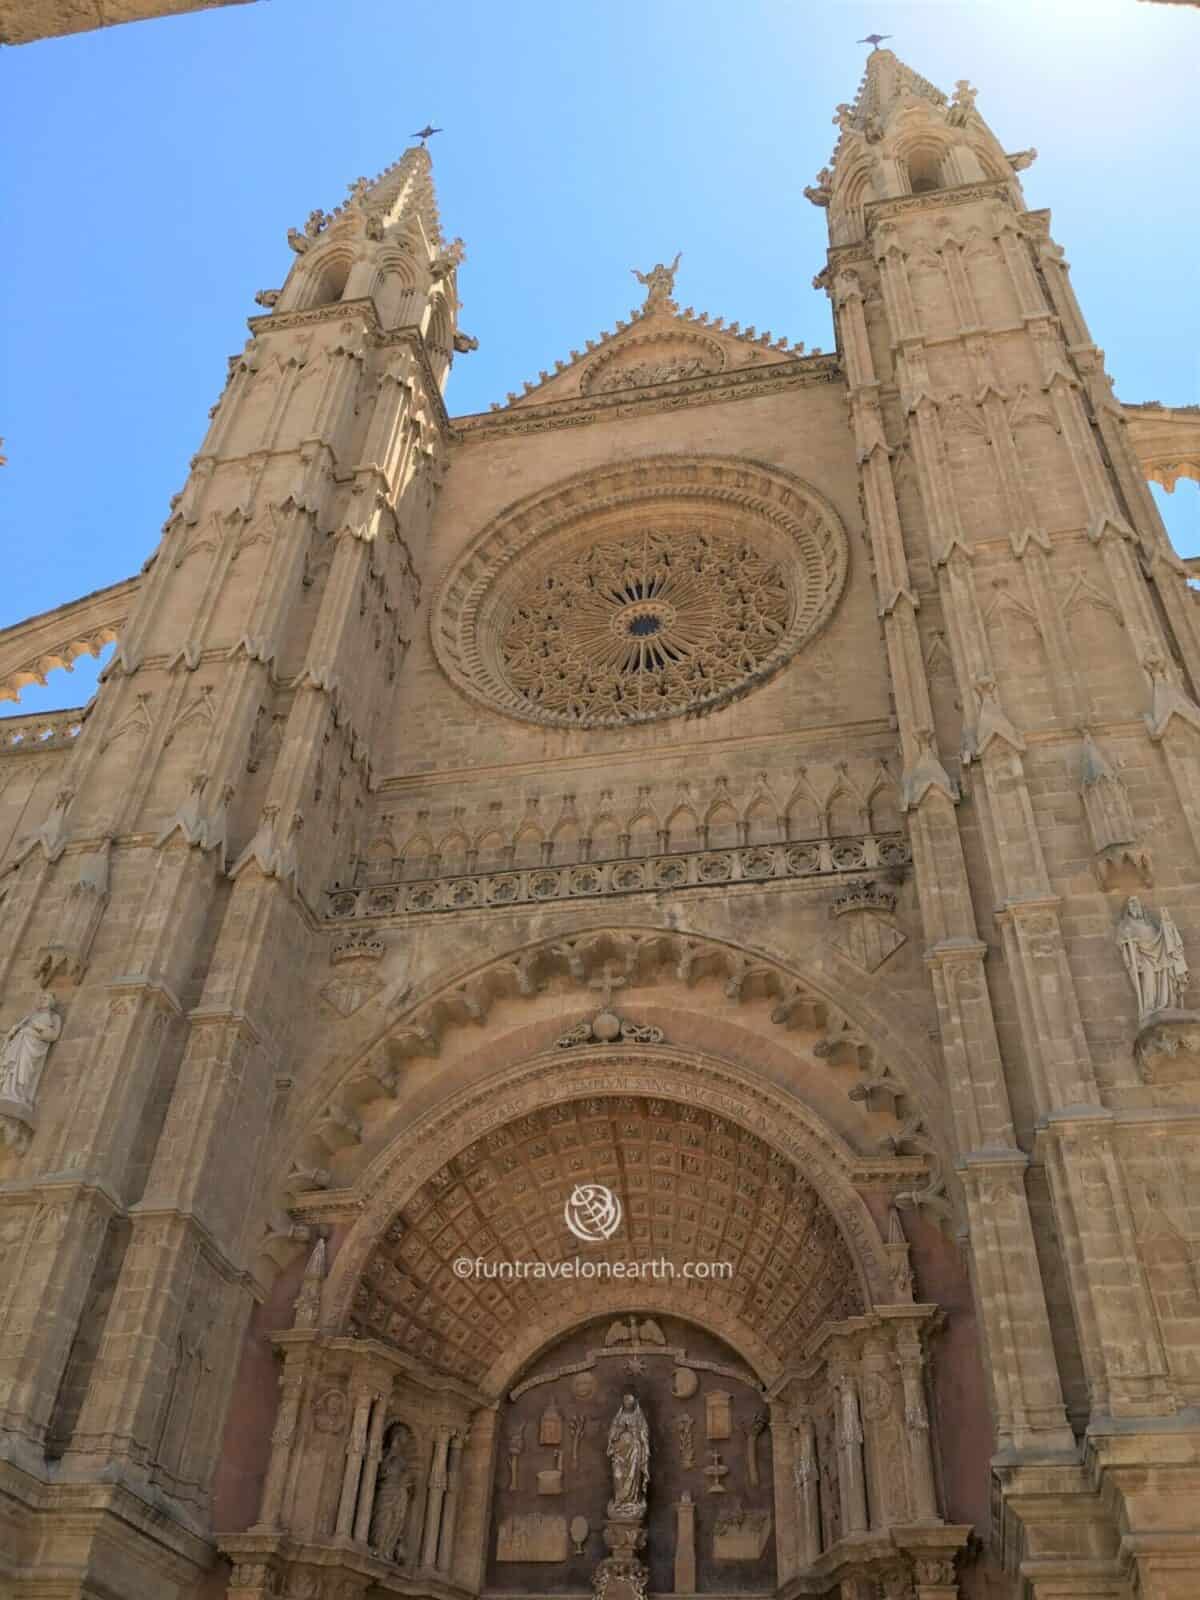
[450,354,842,441]
[865,176,1016,227]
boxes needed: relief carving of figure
[1118,896,1189,1020]
[369,1425,414,1563]
[0,992,62,1111]
[607,1391,650,1517]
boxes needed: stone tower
[2,48,1200,1600]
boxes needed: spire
[815,49,1032,246]
[263,140,470,388]
[845,46,948,134]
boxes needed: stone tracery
[431,455,850,729]
[496,525,792,725]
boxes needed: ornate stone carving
[703,1450,729,1493]
[631,252,681,310]
[497,1512,569,1562]
[496,526,790,727]
[312,1388,348,1433]
[606,1393,650,1518]
[430,456,849,731]
[292,1235,325,1329]
[368,1424,414,1563]
[675,1412,695,1468]
[742,1410,767,1487]
[1080,734,1151,888]
[1118,896,1189,1020]
[326,832,910,921]
[712,1505,772,1560]
[705,1390,732,1440]
[0,991,62,1150]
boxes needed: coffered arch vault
[310,1043,908,1395]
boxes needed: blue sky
[2,0,1197,716]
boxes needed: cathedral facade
[3,47,1200,1600]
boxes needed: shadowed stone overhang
[0,0,256,45]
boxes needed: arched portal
[219,1061,973,1599]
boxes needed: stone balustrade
[326,831,911,921]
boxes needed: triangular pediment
[492,277,808,413]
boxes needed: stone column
[256,1353,308,1530]
[452,1405,497,1592]
[673,1493,696,1593]
[437,1428,465,1572]
[421,1423,452,1568]
[353,1392,389,1544]
[791,1414,821,1566]
[336,1384,373,1539]
[897,1342,939,1524]
[834,1373,868,1535]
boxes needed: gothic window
[432,458,850,730]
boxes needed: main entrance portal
[218,1066,978,1598]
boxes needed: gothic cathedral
[3,46,1200,1600]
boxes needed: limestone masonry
[3,44,1200,1600]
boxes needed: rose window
[431,456,850,730]
[496,529,791,723]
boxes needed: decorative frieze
[325,833,910,921]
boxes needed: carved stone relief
[487,1315,775,1595]
[430,456,850,731]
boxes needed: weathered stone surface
[3,37,1200,1600]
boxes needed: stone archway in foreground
[219,1057,971,1599]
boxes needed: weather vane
[411,124,443,146]
[857,33,891,50]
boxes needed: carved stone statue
[631,253,681,311]
[369,1425,414,1563]
[0,992,62,1113]
[606,1392,650,1517]
[1118,896,1189,1021]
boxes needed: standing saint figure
[0,992,62,1111]
[631,253,681,311]
[1118,896,1189,1020]
[369,1424,414,1563]
[606,1391,650,1517]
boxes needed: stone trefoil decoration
[498,527,790,728]
[0,991,62,1152]
[556,965,664,1049]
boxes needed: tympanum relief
[488,1315,776,1595]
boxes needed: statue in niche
[0,992,62,1113]
[606,1392,650,1517]
[369,1424,414,1563]
[1118,897,1189,1020]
